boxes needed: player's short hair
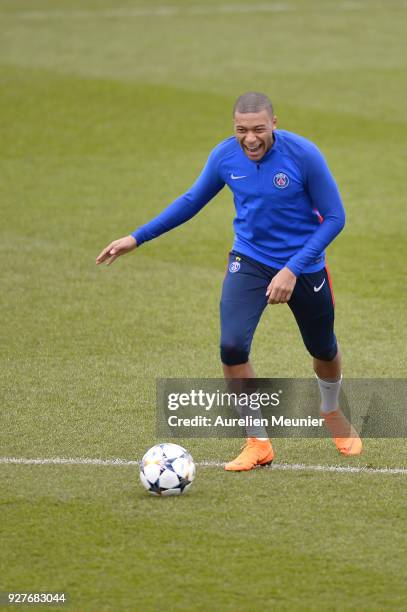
[233,92,274,117]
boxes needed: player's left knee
[309,343,338,362]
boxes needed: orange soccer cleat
[224,438,274,471]
[322,409,363,456]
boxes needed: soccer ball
[139,443,196,496]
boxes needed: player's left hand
[266,267,297,304]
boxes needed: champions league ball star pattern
[140,443,196,496]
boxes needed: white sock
[316,374,342,413]
[245,421,268,439]
[229,386,269,439]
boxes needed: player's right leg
[219,252,274,471]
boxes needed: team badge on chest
[273,172,290,189]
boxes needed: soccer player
[96,92,362,470]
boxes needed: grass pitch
[1,0,407,610]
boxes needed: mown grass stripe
[3,1,401,21]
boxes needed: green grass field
[1,0,407,609]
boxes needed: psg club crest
[273,172,290,189]
[229,261,241,273]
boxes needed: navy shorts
[220,251,338,366]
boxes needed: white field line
[1,2,403,21]
[1,456,407,475]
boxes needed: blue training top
[131,130,345,276]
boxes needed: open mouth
[245,144,262,155]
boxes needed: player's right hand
[95,235,137,266]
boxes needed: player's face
[234,110,276,161]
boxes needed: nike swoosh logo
[314,279,326,292]
[231,173,247,180]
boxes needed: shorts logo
[273,172,290,189]
[229,261,241,273]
